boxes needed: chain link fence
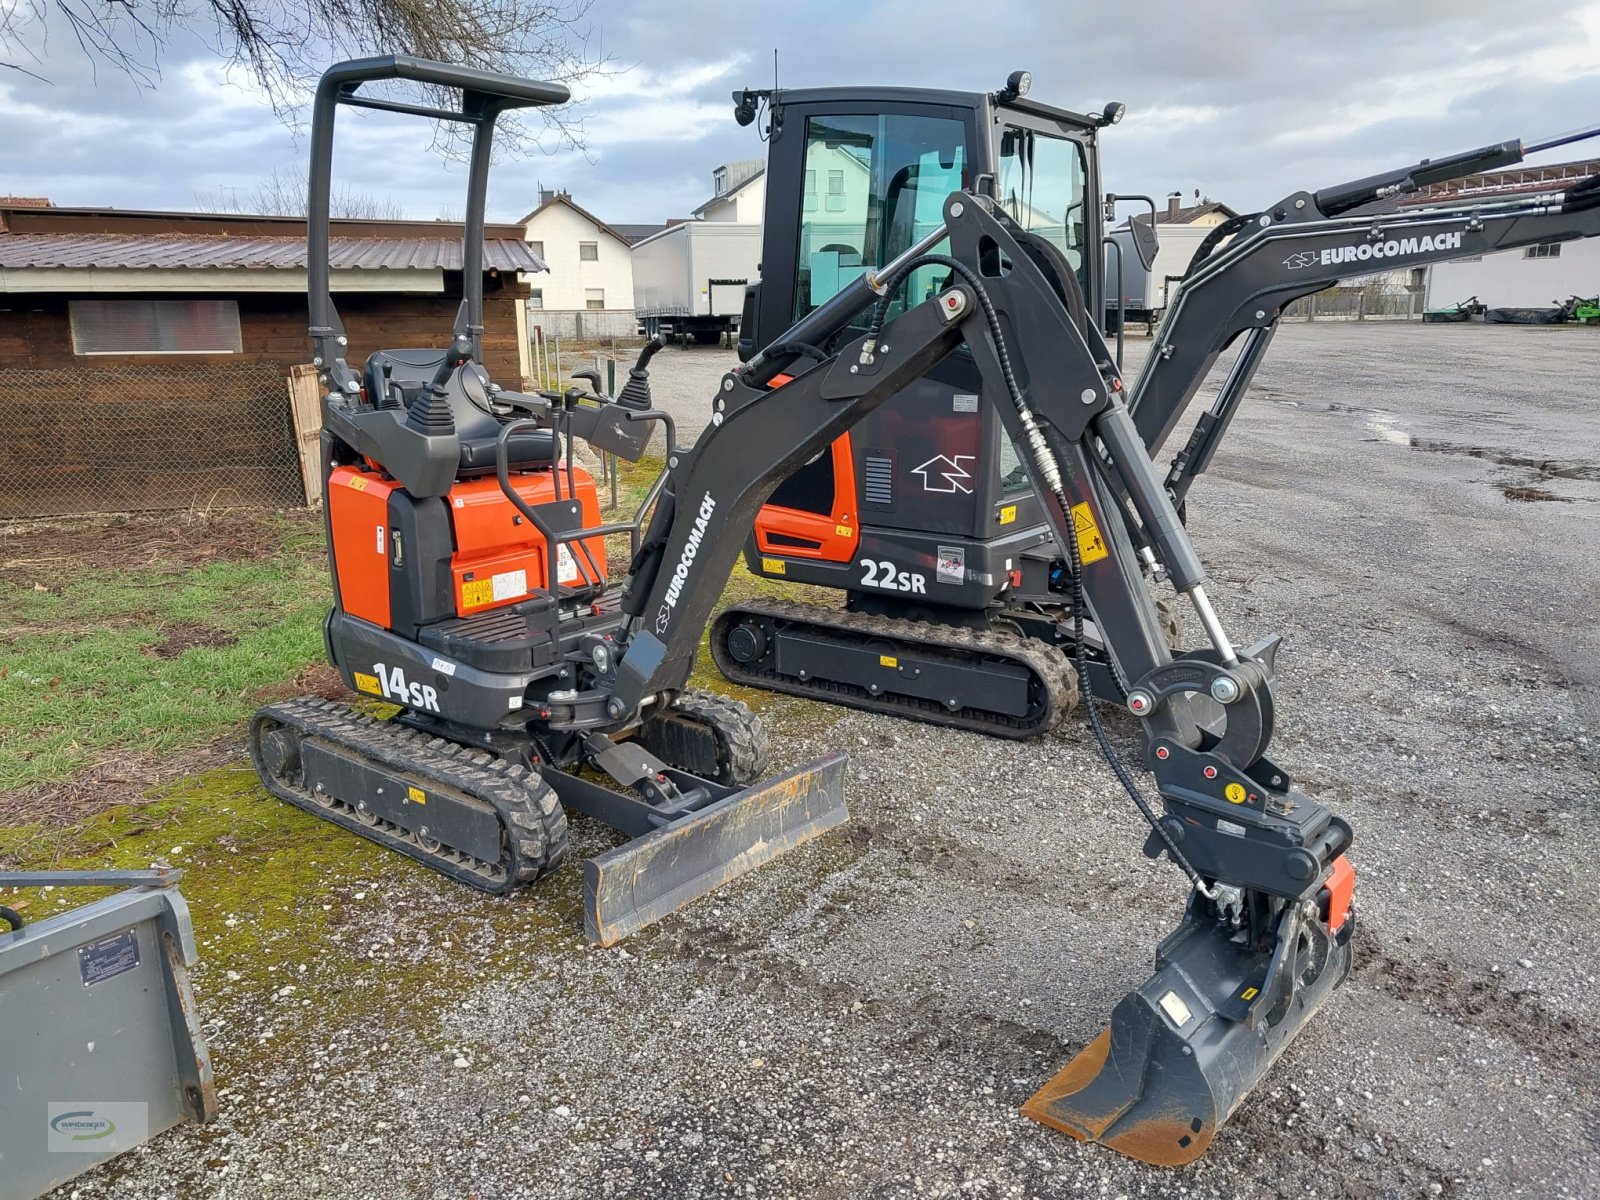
[0,361,305,519]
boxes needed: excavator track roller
[250,698,570,893]
[711,598,1079,739]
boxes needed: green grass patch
[0,512,328,793]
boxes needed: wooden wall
[0,272,528,383]
[0,274,530,517]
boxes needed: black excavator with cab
[712,74,1600,743]
[252,55,1600,1168]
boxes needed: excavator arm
[603,194,1354,1165]
[1128,128,1600,505]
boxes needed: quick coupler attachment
[1023,861,1356,1166]
[583,753,848,946]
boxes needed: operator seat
[363,348,559,475]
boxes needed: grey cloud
[3,0,1596,225]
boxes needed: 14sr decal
[859,558,927,593]
[353,662,440,712]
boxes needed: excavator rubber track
[711,598,1079,739]
[250,697,569,894]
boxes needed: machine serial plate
[79,929,141,986]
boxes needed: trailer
[1104,222,1222,325]
[632,222,762,347]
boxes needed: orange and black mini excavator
[253,56,1600,1167]
[249,58,850,948]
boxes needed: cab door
[751,98,994,558]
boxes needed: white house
[692,160,766,223]
[518,189,636,335]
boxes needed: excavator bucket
[583,753,848,945]
[1023,893,1354,1166]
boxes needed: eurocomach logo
[50,1110,116,1140]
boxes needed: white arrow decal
[912,454,975,494]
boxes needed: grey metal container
[0,870,216,1200]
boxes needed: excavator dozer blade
[583,753,848,946]
[1023,907,1354,1166]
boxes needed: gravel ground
[68,323,1599,1199]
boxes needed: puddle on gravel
[1409,439,1599,501]
[1407,439,1600,482]
[1261,393,1598,502]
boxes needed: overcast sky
[3,1,1598,225]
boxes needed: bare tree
[1,0,608,154]
[194,166,404,218]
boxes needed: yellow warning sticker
[835,524,852,538]
[1225,782,1248,805]
[999,504,1018,526]
[349,475,368,491]
[1240,986,1259,1001]
[879,655,899,668]
[461,578,494,609]
[353,671,382,696]
[761,557,787,575]
[1069,501,1109,565]
[407,786,427,805]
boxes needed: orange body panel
[448,469,606,617]
[1323,855,1356,933]
[754,433,860,564]
[328,464,399,627]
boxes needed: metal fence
[1282,290,1422,321]
[0,361,305,519]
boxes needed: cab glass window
[794,113,967,323]
[997,127,1089,299]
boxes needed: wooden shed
[0,203,542,518]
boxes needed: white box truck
[1104,222,1223,325]
[632,222,762,346]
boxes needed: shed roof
[0,204,543,274]
[0,232,541,272]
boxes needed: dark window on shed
[70,299,243,355]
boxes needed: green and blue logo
[50,1110,117,1141]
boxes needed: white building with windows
[518,188,637,336]
[692,160,765,223]
[1427,236,1598,310]
[1419,158,1598,310]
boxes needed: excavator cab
[715,77,1145,735]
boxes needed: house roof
[613,223,669,244]
[0,233,541,272]
[1398,156,1600,205]
[1155,200,1238,225]
[517,193,634,247]
[0,204,543,273]
[691,168,765,219]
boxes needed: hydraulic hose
[867,251,1211,893]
